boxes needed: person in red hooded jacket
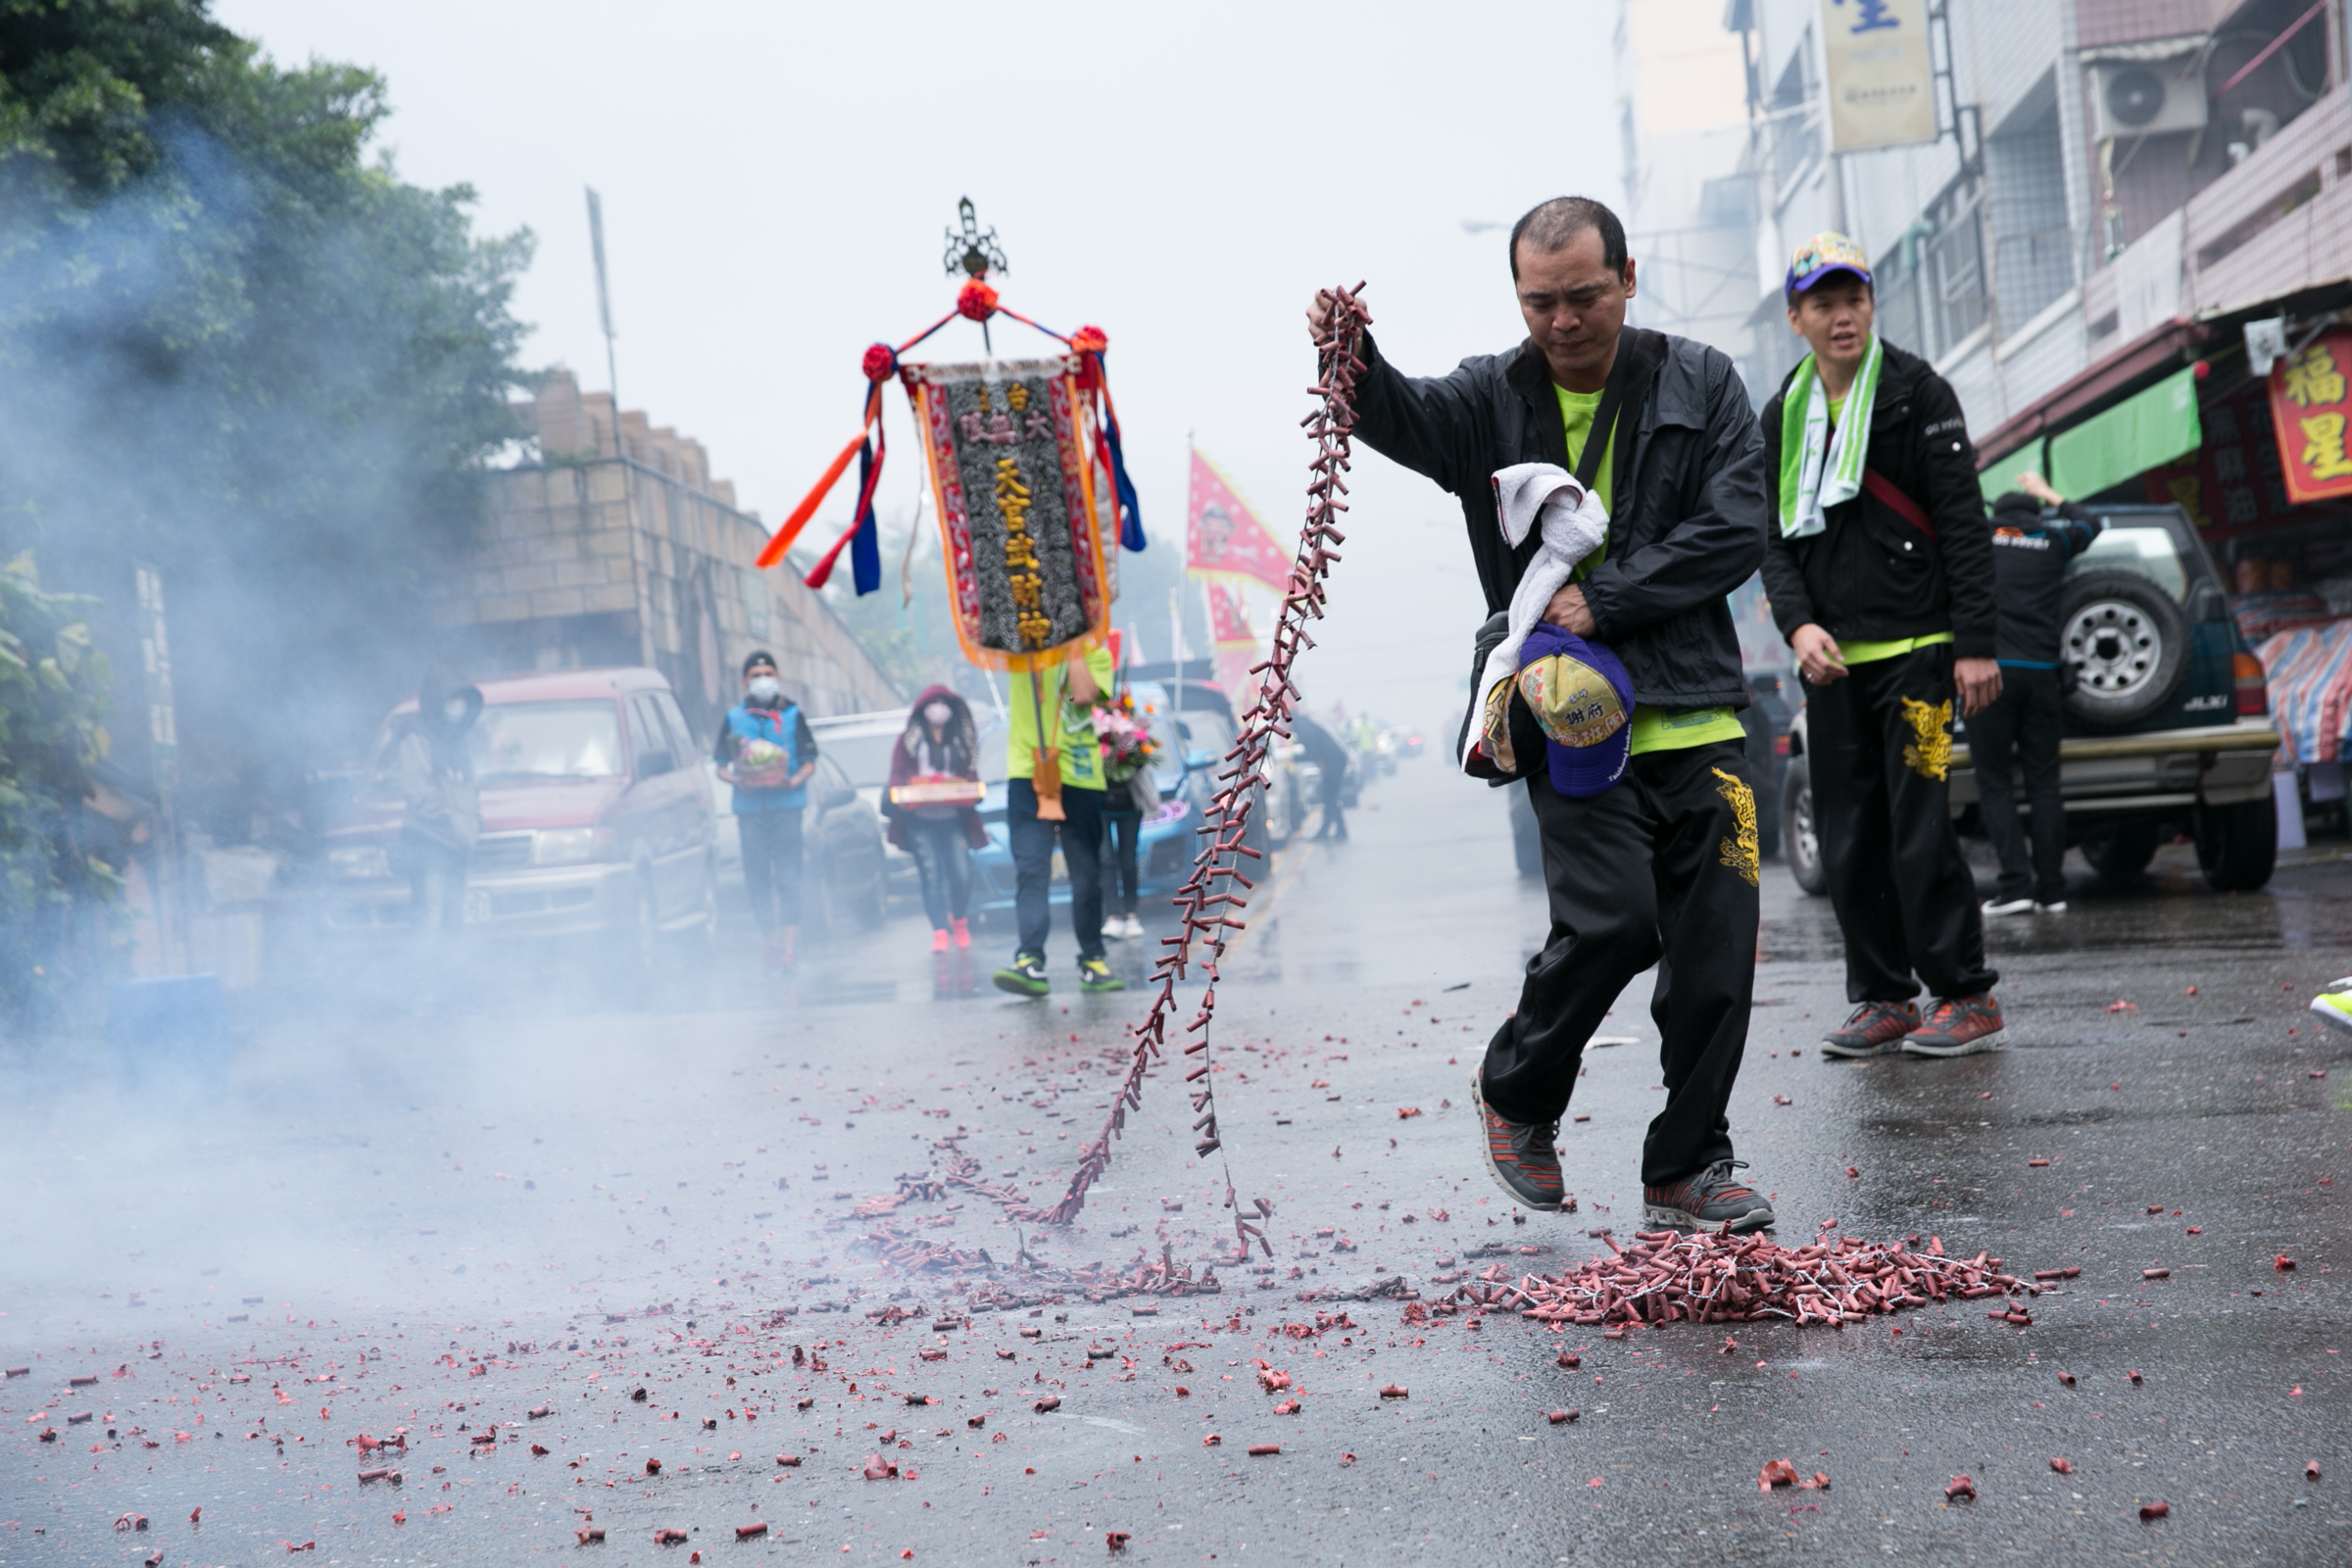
[884,685,989,952]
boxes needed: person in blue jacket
[712,651,819,967]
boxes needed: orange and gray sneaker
[1902,993,2006,1056]
[1468,1068,1567,1212]
[1642,1159,1775,1233]
[1820,1000,1920,1058]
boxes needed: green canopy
[2046,366,2203,500]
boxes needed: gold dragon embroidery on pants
[1898,695,1954,781]
[1710,766,1759,887]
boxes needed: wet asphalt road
[4,757,2351,1566]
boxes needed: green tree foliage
[0,0,535,1005]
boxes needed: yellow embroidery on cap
[1898,695,1953,781]
[1710,766,1759,887]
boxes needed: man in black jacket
[1309,196,1775,1233]
[1757,232,2006,1060]
[1976,471,2099,916]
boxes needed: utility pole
[587,186,656,670]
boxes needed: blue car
[967,679,1240,919]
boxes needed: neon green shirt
[1556,386,1741,756]
[1839,631,1955,665]
[1006,645,1116,789]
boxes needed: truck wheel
[2195,795,2278,891]
[2083,819,2161,883]
[1781,755,1827,895]
[2061,571,2189,726]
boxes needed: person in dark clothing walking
[1312,194,1777,1234]
[397,671,483,940]
[1296,713,1350,841]
[884,685,987,953]
[711,651,818,968]
[1976,471,2099,916]
[1757,232,2006,1060]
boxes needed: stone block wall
[430,370,902,738]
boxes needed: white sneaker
[1982,896,2034,917]
[2034,901,2068,914]
[1122,914,1144,938]
[1102,919,1125,940]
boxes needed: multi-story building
[1716,0,2351,579]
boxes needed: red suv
[322,667,717,970]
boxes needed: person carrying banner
[993,642,1127,998]
[1310,195,1776,1233]
[1757,232,2006,1059]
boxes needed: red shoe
[951,917,970,950]
[1902,993,2005,1056]
[930,928,950,954]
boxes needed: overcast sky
[214,0,1625,731]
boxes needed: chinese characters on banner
[2271,328,2352,506]
[2141,386,2292,539]
[1820,0,1936,153]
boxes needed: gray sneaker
[1642,1160,1775,1233]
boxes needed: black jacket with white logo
[1989,502,2099,665]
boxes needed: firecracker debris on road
[2,759,2349,1563]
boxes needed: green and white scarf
[1777,333,1883,539]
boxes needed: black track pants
[1967,667,2066,906]
[1479,740,1760,1188]
[1805,644,1997,1004]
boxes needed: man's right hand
[1792,623,1848,685]
[1305,289,1338,339]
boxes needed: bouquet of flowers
[1093,689,1158,784]
[733,737,795,789]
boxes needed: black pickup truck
[1779,503,2281,895]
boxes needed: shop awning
[2041,366,2205,499]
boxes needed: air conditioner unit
[2089,57,2209,141]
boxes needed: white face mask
[441,699,470,724]
[923,702,953,726]
[747,675,781,703]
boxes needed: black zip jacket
[1989,500,2099,665]
[1757,341,1998,660]
[1351,328,1768,711]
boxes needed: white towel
[1462,463,1610,772]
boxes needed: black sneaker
[1642,1160,1775,1233]
[1077,956,1125,993]
[1820,1000,1920,1058]
[992,954,1050,998]
[1468,1069,1566,1212]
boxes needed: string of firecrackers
[1499,1228,2052,1330]
[947,285,1376,1263]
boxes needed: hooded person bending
[1309,195,1775,1233]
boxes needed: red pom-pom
[860,343,897,381]
[956,279,1000,321]
[1070,324,1108,355]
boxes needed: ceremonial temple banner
[907,356,1113,670]
[1187,449,1293,591]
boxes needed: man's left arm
[1919,378,1997,661]
[1578,360,1768,637]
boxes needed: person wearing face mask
[884,685,987,953]
[712,651,819,967]
[397,668,484,941]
